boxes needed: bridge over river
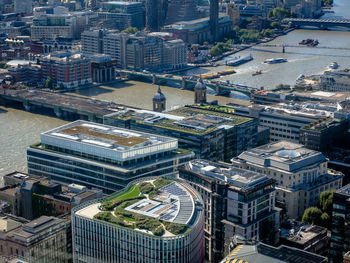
[0,87,119,122]
[282,18,350,30]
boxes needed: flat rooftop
[41,120,178,161]
[187,160,271,191]
[221,242,327,263]
[107,105,252,135]
[236,141,325,172]
[280,221,327,245]
[164,14,230,31]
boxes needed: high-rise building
[27,120,194,194]
[329,184,350,263]
[194,79,207,104]
[72,178,204,263]
[145,0,167,31]
[210,0,219,41]
[153,86,166,112]
[232,141,344,219]
[179,160,280,262]
[165,0,200,25]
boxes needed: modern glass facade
[329,185,350,263]
[27,121,194,194]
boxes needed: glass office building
[27,120,194,194]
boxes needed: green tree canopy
[302,207,323,225]
[45,77,53,89]
[270,8,292,20]
[319,190,334,215]
[122,27,139,34]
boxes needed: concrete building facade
[232,141,344,219]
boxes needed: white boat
[328,62,339,70]
[226,54,253,66]
[264,58,288,64]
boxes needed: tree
[210,46,222,57]
[302,207,323,225]
[270,21,280,29]
[45,77,53,89]
[122,27,139,34]
[319,190,334,215]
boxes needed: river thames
[1,0,350,177]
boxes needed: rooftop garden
[94,178,189,236]
[60,125,148,146]
[189,104,236,114]
[168,106,251,125]
[302,117,343,132]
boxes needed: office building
[280,220,329,254]
[72,178,204,263]
[179,160,279,262]
[27,120,194,194]
[96,1,144,31]
[103,32,129,68]
[229,101,350,143]
[14,0,32,14]
[7,63,41,85]
[145,0,167,31]
[103,105,258,162]
[220,241,327,263]
[166,0,200,25]
[299,116,348,152]
[329,184,350,263]
[163,39,187,70]
[232,141,344,219]
[31,15,74,41]
[81,30,187,71]
[164,15,233,44]
[81,30,106,55]
[319,70,350,92]
[40,52,92,89]
[153,86,166,112]
[0,216,70,263]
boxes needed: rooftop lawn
[105,184,141,202]
[94,179,189,236]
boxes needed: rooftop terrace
[302,116,344,132]
[76,178,199,237]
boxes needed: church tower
[194,78,207,104]
[153,86,166,112]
